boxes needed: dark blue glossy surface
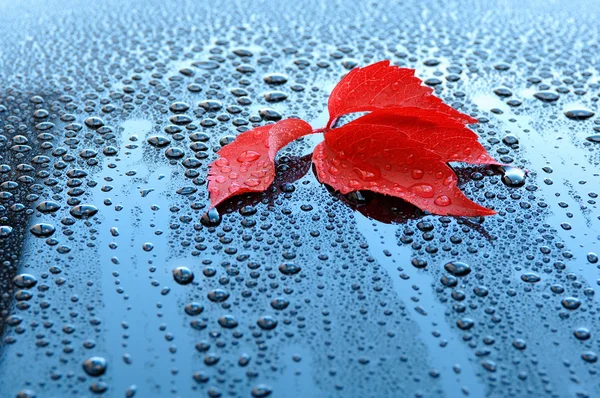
[0,0,599,397]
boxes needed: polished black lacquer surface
[0,0,599,397]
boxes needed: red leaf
[335,108,500,165]
[327,60,477,128]
[312,119,496,217]
[205,60,505,217]
[207,119,313,207]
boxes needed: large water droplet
[172,266,194,285]
[201,208,221,227]
[434,195,451,207]
[207,289,229,302]
[257,316,277,330]
[352,164,380,181]
[0,226,13,238]
[36,201,61,213]
[237,150,261,163]
[534,91,559,102]
[13,274,38,289]
[30,223,55,237]
[564,108,595,120]
[410,183,434,198]
[70,204,98,219]
[82,356,107,377]
[263,73,288,85]
[444,261,471,276]
[574,327,591,340]
[561,297,581,310]
[501,166,526,187]
[218,315,238,329]
[278,262,301,275]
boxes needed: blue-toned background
[0,0,598,397]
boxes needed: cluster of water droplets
[0,0,599,397]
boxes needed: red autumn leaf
[206,60,502,217]
[312,120,496,216]
[326,60,477,128]
[335,108,500,165]
[207,118,313,207]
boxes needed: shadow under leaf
[214,153,499,240]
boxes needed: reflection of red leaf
[206,60,505,217]
[313,123,496,216]
[326,60,477,128]
[207,119,313,207]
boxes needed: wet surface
[0,0,599,397]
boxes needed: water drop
[564,108,595,120]
[278,262,301,275]
[30,223,55,237]
[574,327,591,340]
[444,261,471,277]
[82,356,107,377]
[410,183,434,198]
[501,166,526,187]
[184,302,204,316]
[257,316,277,330]
[172,267,194,285]
[533,91,559,102]
[70,204,98,219]
[218,315,238,329]
[237,151,261,163]
[561,297,581,310]
[434,195,451,207]
[207,289,229,302]
[252,385,273,398]
[13,274,38,289]
[201,208,221,227]
[520,273,540,283]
